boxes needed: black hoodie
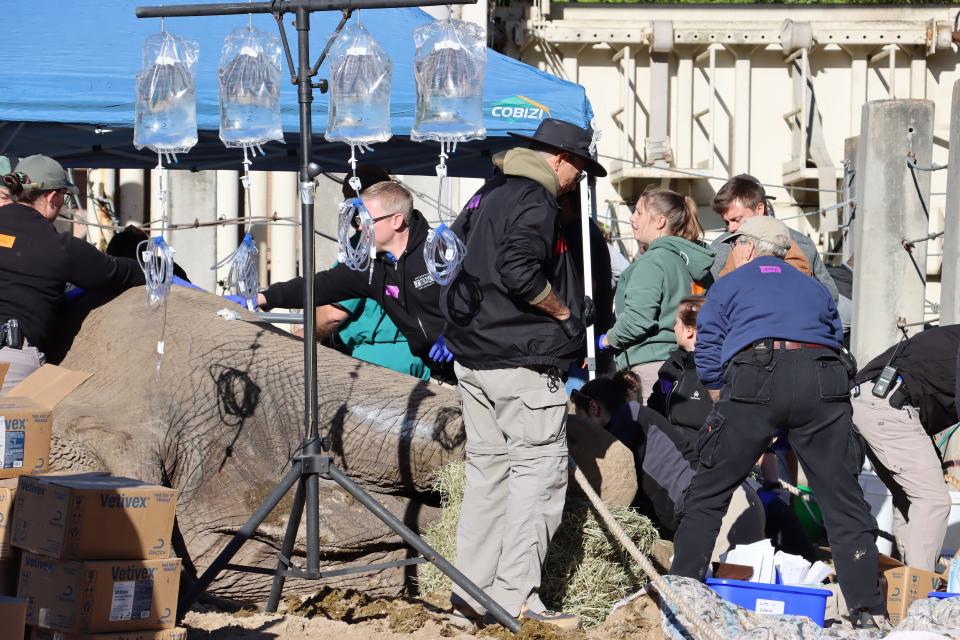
[856,325,960,436]
[441,148,583,370]
[261,210,449,374]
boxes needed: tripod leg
[305,468,320,575]
[265,477,306,613]
[326,464,521,633]
[178,462,303,618]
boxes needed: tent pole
[580,177,596,380]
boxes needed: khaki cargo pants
[852,392,951,571]
[452,362,569,617]
[0,343,44,397]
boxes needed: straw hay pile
[417,462,659,628]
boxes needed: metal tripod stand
[135,1,519,632]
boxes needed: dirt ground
[182,588,664,640]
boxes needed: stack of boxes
[0,365,186,640]
[14,474,184,639]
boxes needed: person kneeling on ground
[572,372,765,560]
[646,295,710,448]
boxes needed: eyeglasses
[735,237,753,246]
[355,212,398,227]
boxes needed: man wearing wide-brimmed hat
[440,118,606,630]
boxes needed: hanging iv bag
[218,26,285,148]
[325,21,392,145]
[134,32,200,154]
[410,19,486,144]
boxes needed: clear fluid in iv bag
[326,48,392,144]
[415,94,484,137]
[327,97,390,143]
[221,102,282,147]
[135,99,198,152]
[411,45,485,142]
[135,60,198,153]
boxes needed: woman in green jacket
[598,187,715,398]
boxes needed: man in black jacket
[440,119,605,629]
[853,326,958,571]
[257,180,453,379]
[0,155,145,394]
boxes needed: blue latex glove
[64,286,87,304]
[223,293,249,308]
[172,275,204,291]
[429,335,454,363]
[597,333,609,352]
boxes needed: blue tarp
[0,1,593,177]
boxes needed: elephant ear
[566,414,637,507]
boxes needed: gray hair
[747,235,789,259]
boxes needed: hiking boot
[852,609,881,631]
[520,605,581,630]
[446,595,485,630]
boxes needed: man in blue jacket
[669,216,883,630]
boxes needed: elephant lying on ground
[48,286,635,602]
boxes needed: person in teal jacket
[333,296,430,380]
[597,187,714,398]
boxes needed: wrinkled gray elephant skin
[49,287,464,601]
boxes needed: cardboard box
[0,476,18,558]
[13,475,177,560]
[31,628,187,640]
[18,553,179,634]
[2,473,108,560]
[879,554,941,624]
[0,366,91,480]
[1,551,20,596]
[0,595,27,639]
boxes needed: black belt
[745,340,829,351]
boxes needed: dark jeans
[670,347,883,613]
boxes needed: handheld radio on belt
[0,319,23,349]
[872,337,906,399]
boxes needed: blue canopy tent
[0,1,593,177]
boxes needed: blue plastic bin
[706,578,832,626]
[928,592,960,599]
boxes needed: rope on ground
[569,459,726,640]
